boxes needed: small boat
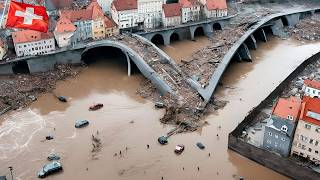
[89,103,104,111]
[174,144,185,154]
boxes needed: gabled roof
[60,1,105,22]
[304,79,320,90]
[163,3,182,18]
[55,17,76,33]
[104,16,117,28]
[206,0,227,10]
[12,30,53,44]
[112,0,137,11]
[300,96,320,126]
[272,96,302,121]
[179,0,201,8]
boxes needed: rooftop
[179,0,201,8]
[206,0,227,10]
[112,0,137,11]
[304,79,320,90]
[163,3,182,18]
[55,17,76,33]
[60,1,104,22]
[12,30,53,44]
[272,96,302,121]
[300,96,320,126]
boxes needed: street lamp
[8,167,13,180]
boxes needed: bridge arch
[212,22,222,30]
[280,16,289,26]
[194,26,205,37]
[170,32,180,44]
[151,34,165,45]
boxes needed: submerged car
[57,96,67,103]
[38,161,62,178]
[89,103,103,111]
[75,120,89,128]
[158,136,168,145]
[174,144,185,154]
[47,154,60,161]
[196,142,205,149]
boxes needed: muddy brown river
[1,36,320,180]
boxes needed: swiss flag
[5,1,49,32]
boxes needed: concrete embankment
[228,51,320,179]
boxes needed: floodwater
[1,36,320,180]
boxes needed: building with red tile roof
[54,17,77,48]
[111,0,138,29]
[272,96,302,121]
[201,0,228,18]
[179,0,202,23]
[291,96,320,164]
[303,79,320,98]
[162,3,182,27]
[12,30,55,57]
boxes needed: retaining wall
[228,51,320,179]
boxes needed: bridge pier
[125,52,132,76]
[271,19,288,38]
[163,30,174,45]
[203,24,214,38]
[238,43,252,62]
[254,28,268,42]
[245,35,257,50]
[284,13,300,27]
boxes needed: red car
[174,144,185,154]
[89,103,104,111]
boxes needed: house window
[281,137,286,141]
[281,125,288,132]
[305,124,311,129]
[302,145,306,150]
[316,151,319,154]
[287,115,293,120]
[275,135,279,139]
[268,132,272,136]
[316,141,319,146]
[309,148,312,152]
[316,128,320,133]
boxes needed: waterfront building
[179,0,202,23]
[201,0,227,18]
[291,96,320,164]
[104,17,119,37]
[0,39,7,60]
[12,30,55,57]
[137,0,163,29]
[111,0,139,30]
[54,17,77,48]
[263,96,301,157]
[162,3,182,27]
[303,79,320,98]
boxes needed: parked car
[174,144,185,154]
[75,120,89,128]
[89,103,103,111]
[38,161,62,178]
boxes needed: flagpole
[0,0,10,29]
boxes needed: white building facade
[180,0,201,23]
[137,0,164,29]
[111,0,138,29]
[12,30,55,57]
[162,3,182,28]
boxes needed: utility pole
[8,166,13,180]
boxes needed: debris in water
[75,120,89,128]
[45,135,54,140]
[155,102,165,108]
[89,103,104,111]
[196,142,205,149]
[47,154,60,161]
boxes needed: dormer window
[287,115,293,120]
[281,125,288,132]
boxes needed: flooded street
[1,36,320,180]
